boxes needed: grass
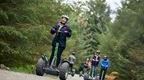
[11,65,35,74]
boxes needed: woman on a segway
[90,50,101,78]
[82,58,91,70]
[49,15,72,69]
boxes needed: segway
[35,43,75,80]
[78,64,91,80]
[82,66,96,80]
[36,55,59,76]
[36,43,60,76]
[83,67,91,80]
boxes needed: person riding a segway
[49,15,72,70]
[68,52,76,72]
[90,50,101,78]
[79,58,91,77]
[99,56,110,80]
[68,52,76,76]
[36,15,73,80]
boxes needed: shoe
[89,76,92,79]
[55,68,59,72]
[92,77,95,80]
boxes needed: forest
[0,0,144,80]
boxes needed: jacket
[100,59,110,69]
[50,23,72,47]
[91,55,100,67]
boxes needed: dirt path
[0,70,83,80]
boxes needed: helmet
[72,52,75,55]
[96,50,100,54]
[61,15,69,21]
[86,58,89,61]
[96,50,100,53]
[103,56,108,60]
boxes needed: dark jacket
[50,23,72,48]
[91,55,100,67]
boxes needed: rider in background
[99,56,110,80]
[84,58,91,70]
[49,15,72,68]
[79,57,91,76]
[90,50,101,77]
[68,52,76,71]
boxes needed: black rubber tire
[59,62,70,80]
[36,58,45,76]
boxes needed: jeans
[90,66,97,77]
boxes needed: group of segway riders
[79,50,110,80]
[36,15,110,80]
[49,15,110,80]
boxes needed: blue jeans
[90,66,97,77]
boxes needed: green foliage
[0,0,144,80]
[80,0,111,56]
[11,65,35,73]
[0,0,73,67]
[97,0,144,79]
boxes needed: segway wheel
[36,58,45,76]
[59,62,69,80]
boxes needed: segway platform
[44,67,59,76]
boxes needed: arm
[102,60,110,70]
[65,26,72,37]
[50,25,58,34]
[100,60,105,67]
[106,60,110,68]
[74,56,76,63]
[92,56,95,61]
[97,56,100,64]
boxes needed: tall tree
[98,0,144,79]
[81,0,111,56]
